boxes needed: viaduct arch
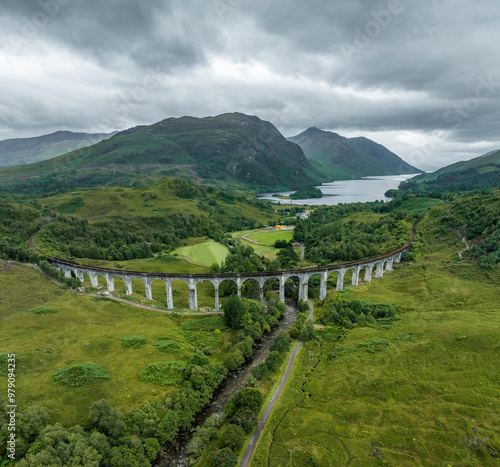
[48,232,413,311]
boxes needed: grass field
[170,239,230,266]
[0,264,232,427]
[251,225,500,466]
[246,230,294,245]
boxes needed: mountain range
[0,130,116,169]
[0,113,420,195]
[288,127,421,178]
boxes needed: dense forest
[293,205,413,264]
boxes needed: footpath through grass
[251,232,500,466]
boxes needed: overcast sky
[1,0,500,170]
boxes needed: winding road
[239,299,314,467]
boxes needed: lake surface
[257,174,418,205]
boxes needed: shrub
[265,351,284,371]
[52,363,110,387]
[153,339,181,353]
[138,361,187,386]
[30,306,58,315]
[224,351,245,371]
[220,424,245,452]
[210,447,238,467]
[121,336,147,348]
[270,330,292,354]
[298,299,309,313]
[252,363,270,380]
[300,321,317,342]
[223,294,244,329]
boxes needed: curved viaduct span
[47,226,415,311]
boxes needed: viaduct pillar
[364,264,373,282]
[213,280,221,311]
[319,271,328,301]
[298,275,309,302]
[236,277,242,299]
[164,279,173,309]
[143,278,153,301]
[88,271,99,288]
[351,266,361,286]
[336,269,346,291]
[105,273,115,292]
[188,279,198,311]
[123,276,133,295]
[279,275,286,303]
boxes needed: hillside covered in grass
[251,192,500,466]
[398,150,500,194]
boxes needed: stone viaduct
[48,235,413,311]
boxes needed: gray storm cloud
[1,0,500,170]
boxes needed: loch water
[257,174,419,205]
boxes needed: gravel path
[239,299,313,466]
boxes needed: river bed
[154,303,299,466]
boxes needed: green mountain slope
[400,150,500,193]
[0,113,323,195]
[349,136,421,174]
[289,127,421,179]
[0,130,116,169]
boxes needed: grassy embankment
[0,263,232,427]
[250,214,500,466]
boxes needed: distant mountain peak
[288,128,422,178]
[0,130,117,169]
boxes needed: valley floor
[249,235,500,466]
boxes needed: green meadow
[170,239,230,266]
[0,263,232,427]
[246,229,294,245]
[251,223,500,466]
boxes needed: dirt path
[241,230,273,245]
[456,229,470,260]
[240,300,313,467]
[175,255,210,269]
[77,292,223,315]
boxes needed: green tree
[252,362,270,380]
[270,330,292,354]
[87,400,126,439]
[300,320,317,342]
[220,424,245,452]
[265,351,283,371]
[210,447,238,467]
[223,294,244,329]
